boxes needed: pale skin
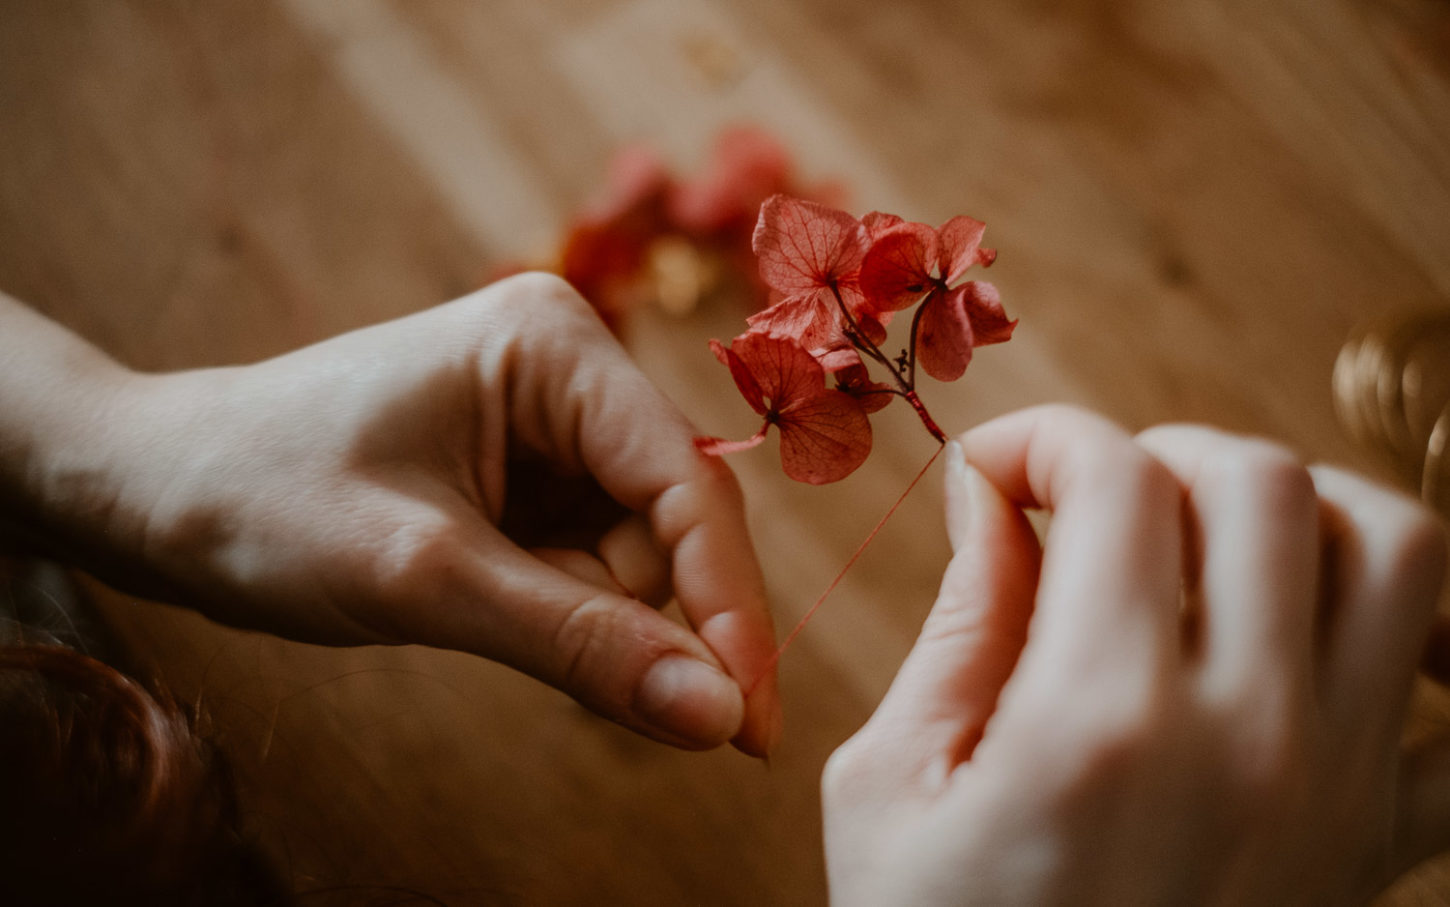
[6,276,1450,901]
[824,405,1450,905]
[0,273,781,756]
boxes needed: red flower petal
[859,221,938,313]
[936,215,988,285]
[590,144,672,221]
[960,280,1017,345]
[559,144,674,325]
[916,286,977,382]
[833,361,895,414]
[776,391,872,484]
[916,281,1017,381]
[694,425,769,456]
[730,330,827,408]
[852,307,891,346]
[709,338,766,415]
[752,195,868,297]
[669,126,792,236]
[860,211,907,239]
[745,288,841,351]
[812,338,863,374]
[700,331,873,483]
[559,224,658,328]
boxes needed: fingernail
[635,655,744,746]
[946,441,998,554]
[944,440,975,552]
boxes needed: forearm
[0,292,143,557]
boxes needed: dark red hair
[0,642,291,906]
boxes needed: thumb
[368,514,745,751]
[863,441,1041,769]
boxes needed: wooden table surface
[4,1,1450,904]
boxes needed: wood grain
[2,1,1448,903]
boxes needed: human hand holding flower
[823,405,1450,904]
[0,275,781,755]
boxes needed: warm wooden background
[3,1,1450,904]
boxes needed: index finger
[958,404,1185,671]
[502,274,782,756]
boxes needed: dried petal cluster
[695,195,1015,484]
[554,127,840,327]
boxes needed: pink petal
[860,210,905,238]
[730,330,830,407]
[916,286,977,382]
[916,282,1017,381]
[709,338,766,415]
[752,195,868,297]
[745,289,842,351]
[812,339,863,374]
[589,144,672,221]
[852,307,892,346]
[936,216,988,285]
[960,280,1017,345]
[859,222,938,312]
[833,362,895,414]
[702,331,869,482]
[669,126,791,235]
[777,391,872,484]
[694,424,770,457]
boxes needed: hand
[822,404,1449,904]
[7,275,780,755]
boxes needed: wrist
[0,362,147,554]
[0,298,164,569]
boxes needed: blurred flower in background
[499,125,842,330]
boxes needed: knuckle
[1230,444,1315,508]
[1311,464,1446,582]
[1035,402,1102,423]
[820,741,863,799]
[1034,403,1124,442]
[468,271,598,340]
[493,270,581,307]
[701,457,748,511]
[1182,441,1316,524]
[821,732,889,805]
[1384,504,1448,590]
[551,594,627,696]
[502,271,600,326]
[1132,421,1202,448]
[652,465,747,551]
[367,518,461,606]
[1110,444,1180,506]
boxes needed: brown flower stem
[904,390,947,444]
[842,326,896,371]
[829,283,947,444]
[828,285,913,395]
[905,288,937,387]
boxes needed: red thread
[745,444,946,698]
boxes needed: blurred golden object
[646,236,720,317]
[1334,310,1450,515]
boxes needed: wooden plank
[2,0,1448,902]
